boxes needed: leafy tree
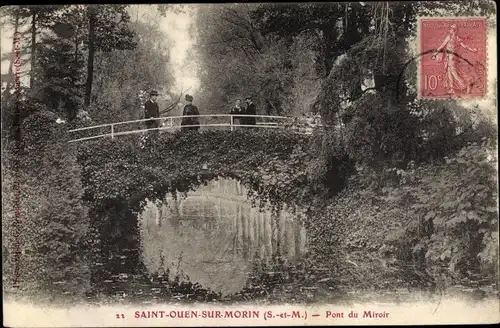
[1,7,23,142]
[312,1,496,192]
[90,9,174,123]
[195,4,299,115]
[34,9,86,122]
[84,5,136,108]
[13,5,137,122]
[251,3,371,76]
[1,6,28,93]
[13,6,61,89]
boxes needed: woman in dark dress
[181,94,200,131]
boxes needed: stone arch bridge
[74,124,313,287]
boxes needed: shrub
[3,111,91,301]
[314,138,498,291]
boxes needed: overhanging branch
[160,87,191,115]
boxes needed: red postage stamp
[418,17,487,99]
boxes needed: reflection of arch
[150,178,307,263]
[139,177,308,295]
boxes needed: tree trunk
[374,53,407,102]
[29,11,37,89]
[322,25,340,75]
[374,73,388,91]
[84,7,96,108]
[402,4,414,34]
[5,13,20,94]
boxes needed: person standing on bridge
[181,94,200,131]
[229,98,244,128]
[144,90,160,132]
[244,96,256,127]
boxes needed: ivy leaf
[440,201,456,210]
[424,211,436,220]
[466,211,481,222]
[446,212,467,227]
[440,249,452,261]
[485,207,498,213]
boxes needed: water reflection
[139,178,307,295]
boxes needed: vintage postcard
[2,2,498,327]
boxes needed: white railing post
[230,115,234,131]
[111,124,114,140]
[170,117,173,128]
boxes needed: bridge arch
[76,129,311,208]
[75,129,313,279]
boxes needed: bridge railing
[68,114,320,143]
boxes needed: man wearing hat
[144,90,160,131]
[181,94,200,131]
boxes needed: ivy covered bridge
[64,113,319,276]
[75,123,314,210]
[64,116,323,298]
[68,112,319,224]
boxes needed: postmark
[417,17,487,99]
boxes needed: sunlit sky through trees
[0,5,201,96]
[0,4,496,111]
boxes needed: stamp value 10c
[418,17,487,99]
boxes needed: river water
[80,178,341,305]
[138,178,307,295]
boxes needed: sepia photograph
[1,2,498,326]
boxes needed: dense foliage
[311,137,498,292]
[2,110,90,301]
[89,7,176,124]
